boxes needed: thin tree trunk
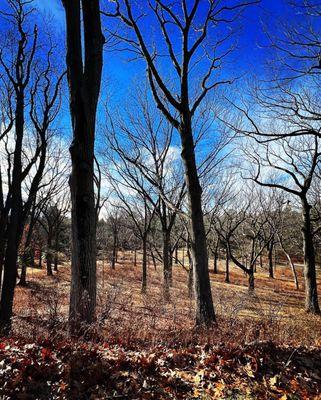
[187,243,194,299]
[162,230,171,300]
[111,233,117,269]
[46,235,53,277]
[151,251,157,270]
[301,199,320,313]
[225,245,230,283]
[268,241,274,278]
[54,232,59,272]
[141,237,147,294]
[38,247,42,269]
[283,248,299,290]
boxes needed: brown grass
[12,251,321,348]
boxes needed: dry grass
[12,251,321,348]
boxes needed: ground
[0,252,321,399]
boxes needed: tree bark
[248,266,255,292]
[301,198,320,313]
[0,89,24,333]
[62,0,104,333]
[179,115,215,326]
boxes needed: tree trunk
[54,232,59,272]
[151,251,157,270]
[38,247,42,269]
[0,217,8,294]
[111,233,117,269]
[141,237,147,294]
[187,244,194,299]
[213,249,218,274]
[225,245,230,283]
[46,235,53,277]
[175,245,178,264]
[134,249,137,267]
[268,240,274,278]
[285,249,299,290]
[248,266,255,292]
[179,116,215,326]
[62,0,104,333]
[301,199,320,313]
[18,252,29,287]
[279,238,299,290]
[0,89,24,333]
[162,230,171,300]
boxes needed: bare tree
[0,0,64,333]
[245,135,321,313]
[61,0,104,333]
[105,95,186,299]
[103,0,259,325]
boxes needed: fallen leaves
[0,337,320,399]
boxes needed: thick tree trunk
[0,90,24,333]
[301,199,320,313]
[0,218,7,293]
[248,266,255,292]
[62,0,104,333]
[179,117,215,326]
[141,237,147,294]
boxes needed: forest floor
[1,253,321,399]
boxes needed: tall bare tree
[0,0,64,333]
[61,0,104,332]
[103,0,258,325]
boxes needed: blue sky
[22,1,292,89]
[0,0,306,139]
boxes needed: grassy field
[12,251,321,347]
